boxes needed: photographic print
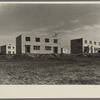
[0,2,100,85]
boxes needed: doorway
[53,47,58,53]
[25,45,30,54]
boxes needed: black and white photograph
[0,2,100,85]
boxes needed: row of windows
[33,46,52,51]
[8,51,15,54]
[84,40,100,45]
[45,46,51,50]
[34,46,40,50]
[26,37,58,43]
[8,46,15,49]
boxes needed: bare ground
[0,54,100,84]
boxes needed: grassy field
[0,54,100,84]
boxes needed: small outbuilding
[61,48,70,54]
[1,44,16,54]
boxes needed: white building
[16,34,61,54]
[61,48,70,54]
[71,38,100,54]
[1,44,16,54]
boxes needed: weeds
[0,54,99,84]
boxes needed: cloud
[31,22,65,34]
[70,19,79,23]
[52,24,100,50]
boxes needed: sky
[1,3,100,50]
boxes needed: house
[61,48,70,54]
[16,34,61,54]
[1,44,16,54]
[71,38,100,54]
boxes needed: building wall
[83,39,100,53]
[16,34,61,54]
[71,38,83,54]
[1,45,6,54]
[16,35,21,54]
[6,44,16,54]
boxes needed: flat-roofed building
[61,48,70,54]
[71,38,100,54]
[1,44,16,54]
[16,34,61,54]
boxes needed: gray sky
[1,3,100,50]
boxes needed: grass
[0,54,100,84]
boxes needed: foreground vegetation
[0,53,100,84]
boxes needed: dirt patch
[0,54,99,84]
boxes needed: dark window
[84,40,87,43]
[45,38,49,43]
[8,46,11,49]
[13,51,14,54]
[89,41,92,44]
[8,51,11,54]
[98,42,100,45]
[13,46,14,49]
[94,41,96,45]
[26,37,30,41]
[84,46,89,53]
[45,46,51,50]
[54,39,58,43]
[33,46,40,50]
[35,38,40,42]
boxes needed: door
[53,47,58,53]
[25,45,30,54]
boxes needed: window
[13,51,14,54]
[45,38,49,43]
[98,42,100,45]
[94,41,96,45]
[89,41,92,44]
[94,48,98,53]
[35,38,40,42]
[45,46,51,50]
[8,46,11,49]
[26,37,30,41]
[13,46,14,49]
[84,46,89,53]
[8,51,11,54]
[33,46,40,50]
[84,40,87,43]
[54,39,58,43]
